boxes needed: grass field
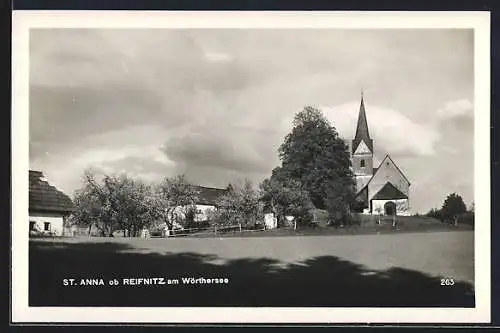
[29,230,474,307]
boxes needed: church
[350,94,411,216]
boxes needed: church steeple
[352,91,373,153]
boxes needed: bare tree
[73,169,155,237]
[215,179,262,227]
[150,175,200,233]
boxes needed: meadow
[29,230,474,307]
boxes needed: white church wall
[395,199,411,216]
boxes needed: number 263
[441,278,455,286]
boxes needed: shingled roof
[371,181,408,200]
[29,170,75,214]
[194,186,228,206]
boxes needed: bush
[348,213,363,226]
[260,176,314,228]
[312,209,329,226]
[458,211,474,226]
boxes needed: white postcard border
[11,10,491,324]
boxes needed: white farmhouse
[192,185,229,221]
[29,170,75,236]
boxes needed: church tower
[351,92,374,192]
[347,91,410,215]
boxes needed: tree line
[426,193,474,227]
[72,171,200,236]
[70,106,359,236]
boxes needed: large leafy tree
[324,177,356,225]
[441,192,467,226]
[278,106,355,212]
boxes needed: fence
[63,226,101,237]
[150,223,267,238]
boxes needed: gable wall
[368,157,409,202]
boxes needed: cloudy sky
[29,28,474,213]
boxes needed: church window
[360,159,365,168]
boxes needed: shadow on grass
[29,240,474,307]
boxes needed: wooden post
[239,223,242,233]
[214,225,217,235]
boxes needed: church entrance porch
[371,199,410,216]
[384,201,396,216]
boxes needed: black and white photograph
[12,11,490,323]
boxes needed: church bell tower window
[360,159,365,168]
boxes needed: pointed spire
[352,91,373,153]
[355,93,370,140]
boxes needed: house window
[29,221,36,231]
[44,222,51,231]
[360,159,365,168]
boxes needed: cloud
[436,99,473,119]
[31,143,175,195]
[28,29,474,213]
[30,125,175,194]
[164,127,279,174]
[204,51,233,63]
[431,99,474,153]
[321,102,440,157]
[29,85,166,155]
